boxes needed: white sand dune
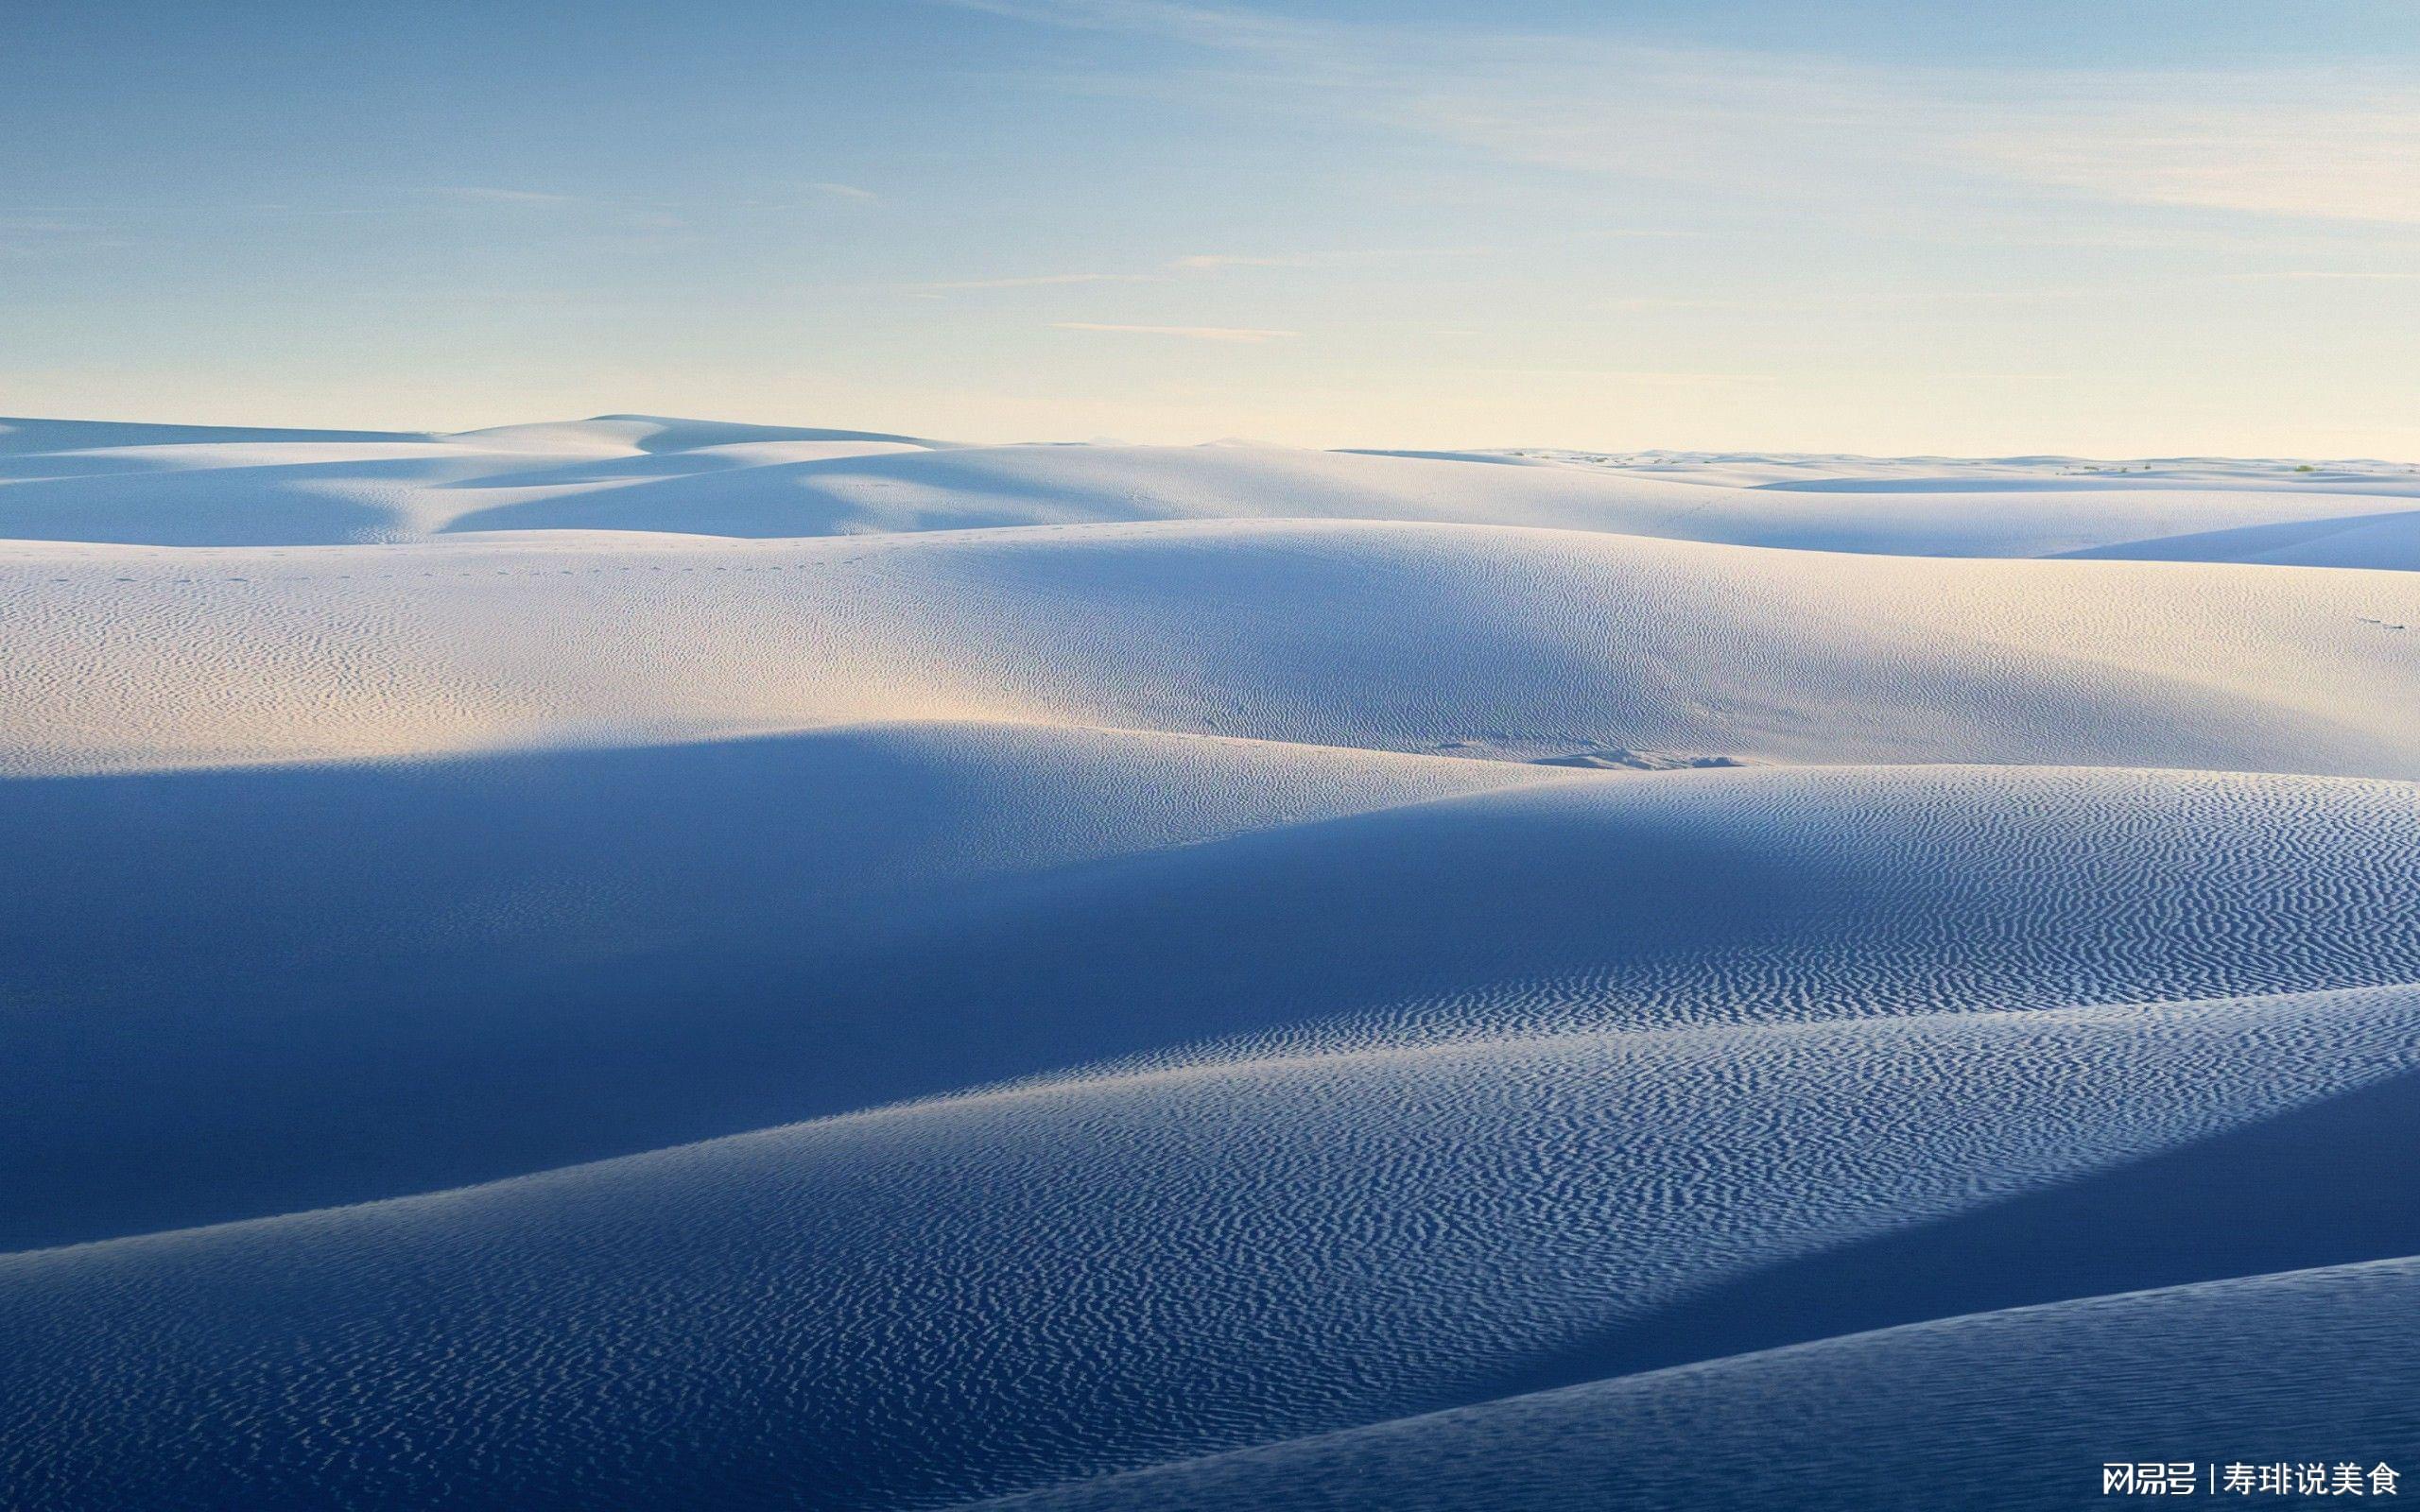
[3,986,2414,1509]
[9,753,2414,1250]
[2,416,2415,1510]
[5,522,2415,778]
[969,1255,2420,1511]
[6,415,2419,563]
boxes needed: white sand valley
[2,416,2415,1510]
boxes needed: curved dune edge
[11,978,2416,1263]
[8,420,2420,1511]
[959,1253,2420,1510]
[3,984,2415,1510]
[9,751,2418,1250]
[6,518,2417,780]
[5,416,2418,563]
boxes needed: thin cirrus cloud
[1964,83,2420,226]
[956,0,2420,229]
[2221,270,2420,283]
[915,271,1168,291]
[905,254,1307,294]
[0,217,140,256]
[425,186,580,205]
[1052,322,1298,342]
[424,183,878,217]
[1471,366,1776,386]
[1167,253,1308,268]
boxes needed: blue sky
[6,0,2418,455]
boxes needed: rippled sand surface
[3,417,2415,1509]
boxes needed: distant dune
[8,522,2416,778]
[5,414,2418,561]
[2,418,2415,1510]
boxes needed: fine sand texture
[2,417,2416,1510]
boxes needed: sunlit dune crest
[3,417,2416,1510]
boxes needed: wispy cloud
[1053,321,1298,341]
[1599,296,1758,313]
[1168,253,1305,268]
[0,216,139,258]
[1600,285,2135,315]
[2217,269,2420,283]
[911,270,1169,292]
[948,0,1320,56]
[906,253,1318,295]
[427,186,579,205]
[1471,366,1776,386]
[957,0,2420,228]
[1966,83,2420,226]
[803,181,878,200]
